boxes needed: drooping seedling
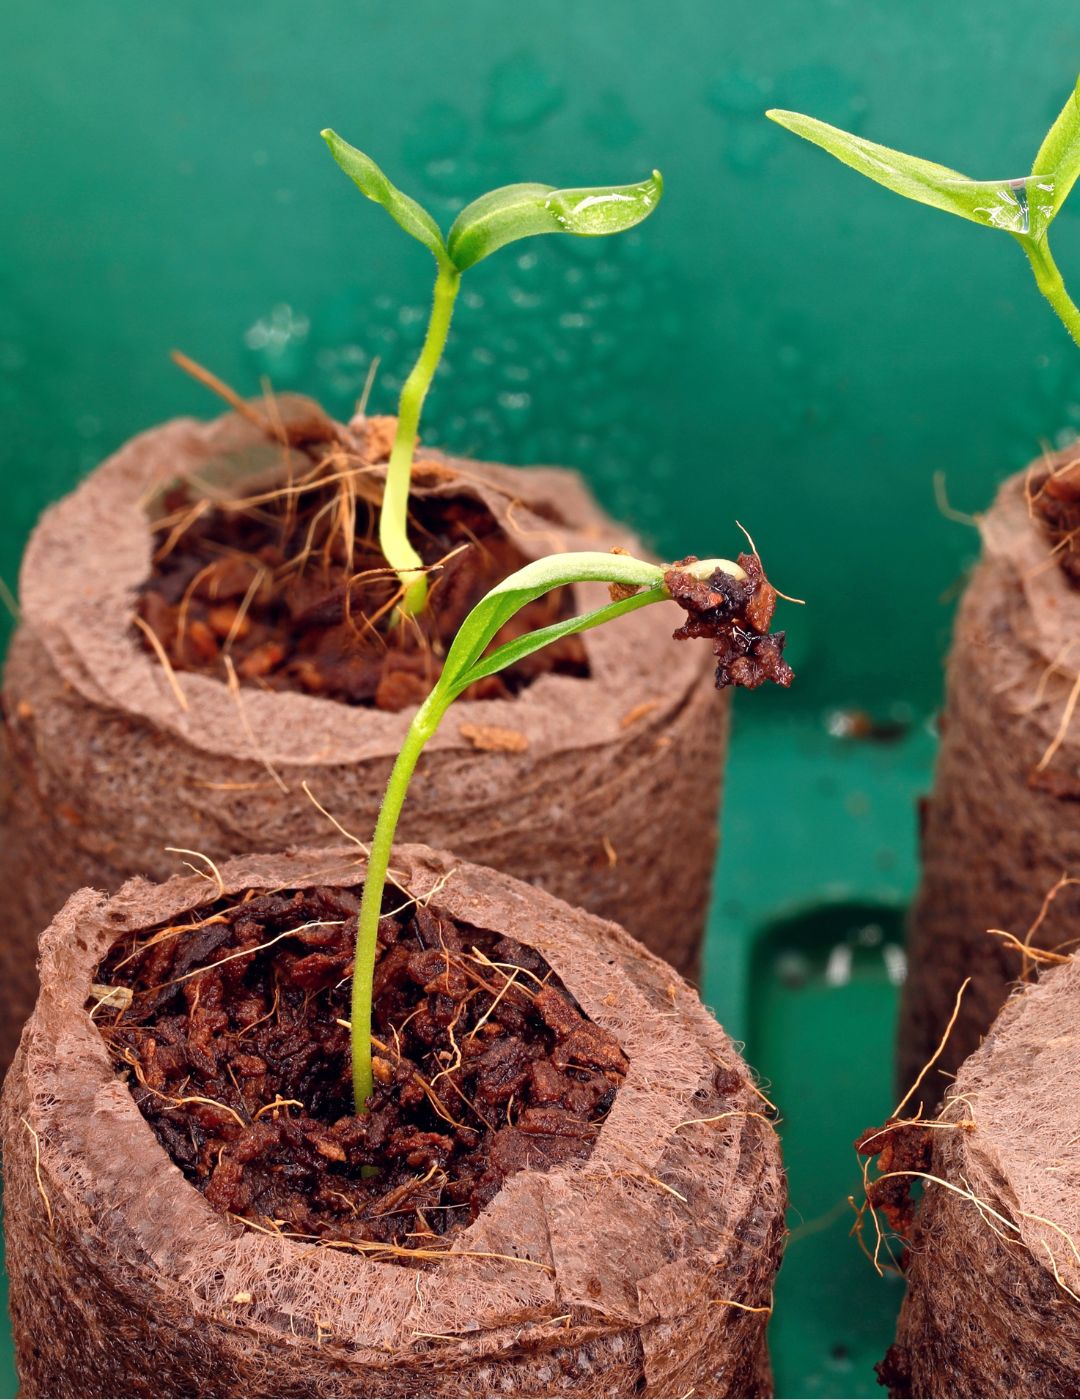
[349,547,794,1107]
[767,74,1080,345]
[321,130,664,613]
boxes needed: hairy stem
[1024,237,1080,348]
[351,689,448,1108]
[382,262,462,616]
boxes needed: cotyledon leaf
[447,171,663,271]
[766,109,1055,241]
[458,586,667,691]
[321,129,450,265]
[435,551,667,697]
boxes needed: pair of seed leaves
[426,551,669,714]
[767,75,1080,253]
[322,129,662,274]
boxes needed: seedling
[349,547,794,1106]
[767,74,1080,344]
[321,130,664,612]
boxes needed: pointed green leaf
[460,586,666,690]
[1030,75,1080,228]
[321,129,449,265]
[435,551,665,696]
[447,171,663,272]
[766,109,1052,240]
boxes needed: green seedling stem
[349,550,744,1107]
[321,129,664,612]
[381,262,461,612]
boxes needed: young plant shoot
[767,74,1080,344]
[321,130,664,613]
[350,548,794,1107]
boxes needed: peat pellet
[883,953,1080,1398]
[0,399,728,1069]
[900,459,1080,1093]
[2,845,785,1399]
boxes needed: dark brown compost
[2,845,786,1399]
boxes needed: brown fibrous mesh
[2,845,786,1399]
[883,953,1080,1397]
[901,457,1080,1094]
[0,398,729,1071]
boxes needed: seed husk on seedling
[349,547,794,1107]
[767,74,1080,345]
[321,130,664,613]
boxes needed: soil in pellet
[94,883,628,1260]
[1031,456,1080,588]
[135,424,587,711]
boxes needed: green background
[3,4,1079,1396]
